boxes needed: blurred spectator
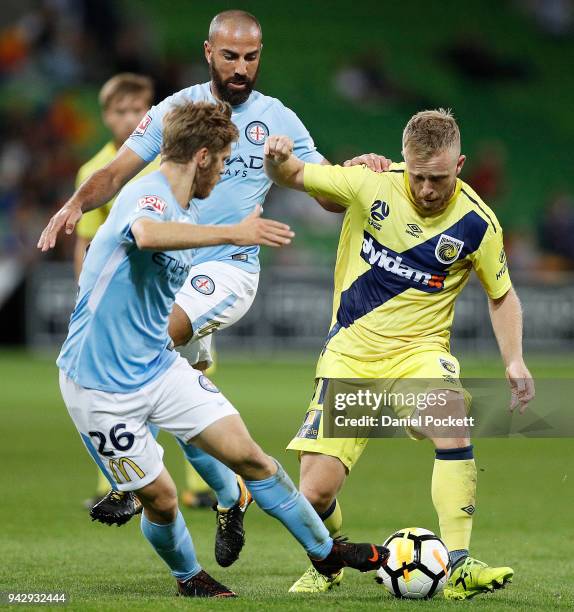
[111,22,157,76]
[0,1,110,86]
[0,98,87,261]
[518,0,573,37]
[465,141,507,202]
[505,226,542,274]
[0,1,195,263]
[440,34,533,82]
[539,191,574,269]
[333,49,431,110]
[264,186,342,267]
[0,1,571,275]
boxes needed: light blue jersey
[58,170,198,393]
[126,82,324,273]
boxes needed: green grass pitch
[1,349,573,611]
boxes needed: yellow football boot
[444,556,513,600]
[289,566,344,593]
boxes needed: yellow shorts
[286,346,470,471]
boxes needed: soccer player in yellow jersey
[74,73,159,279]
[264,109,535,600]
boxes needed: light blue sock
[177,440,240,508]
[245,461,333,560]
[148,423,160,438]
[140,510,201,582]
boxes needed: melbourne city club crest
[191,275,215,295]
[245,121,269,145]
[435,234,464,264]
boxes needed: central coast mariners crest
[435,234,464,264]
[439,357,457,374]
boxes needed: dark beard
[209,61,258,106]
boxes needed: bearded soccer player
[58,100,389,598]
[37,10,387,564]
[264,110,535,600]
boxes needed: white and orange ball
[376,527,450,599]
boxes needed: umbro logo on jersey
[461,505,475,515]
[435,234,464,264]
[406,223,422,238]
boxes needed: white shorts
[59,356,238,491]
[175,261,258,367]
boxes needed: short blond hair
[162,101,238,164]
[98,73,154,111]
[402,108,460,158]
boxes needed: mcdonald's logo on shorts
[108,457,145,484]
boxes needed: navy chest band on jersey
[328,210,488,339]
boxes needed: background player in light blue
[58,100,389,598]
[37,9,390,566]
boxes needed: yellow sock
[95,470,110,496]
[320,498,343,539]
[184,462,211,493]
[431,446,476,551]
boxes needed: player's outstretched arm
[37,145,147,252]
[131,205,294,251]
[488,287,535,413]
[264,135,306,191]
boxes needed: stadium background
[1,1,573,609]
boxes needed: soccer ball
[376,527,450,599]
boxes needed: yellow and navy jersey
[75,142,160,239]
[304,162,511,363]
